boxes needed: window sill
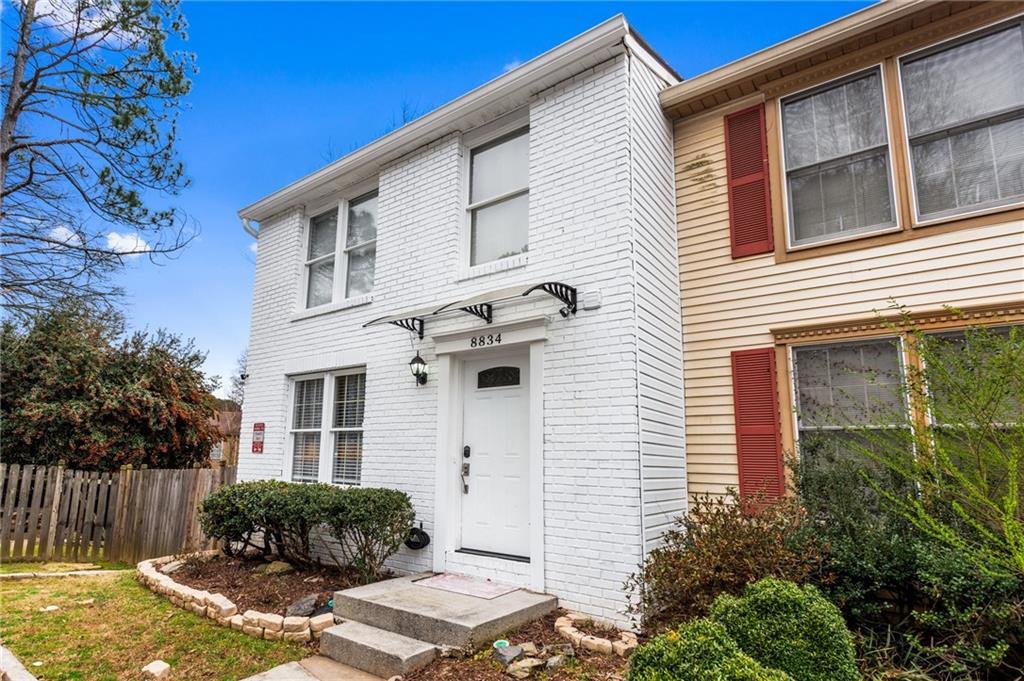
[456,253,529,282]
[290,294,373,322]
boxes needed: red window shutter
[730,347,784,499]
[724,104,773,258]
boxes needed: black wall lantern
[409,352,428,385]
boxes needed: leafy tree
[820,314,1024,577]
[1,0,197,318]
[1,303,220,469]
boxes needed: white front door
[459,351,530,558]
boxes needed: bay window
[900,19,1024,221]
[288,370,365,484]
[303,191,378,309]
[780,67,897,247]
[468,129,529,265]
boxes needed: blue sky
[116,1,871,396]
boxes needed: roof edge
[240,15,635,223]
[660,0,931,116]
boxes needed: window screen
[332,373,365,485]
[900,21,1024,219]
[781,68,896,246]
[345,193,377,297]
[290,378,324,483]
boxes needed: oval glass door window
[477,366,520,389]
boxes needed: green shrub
[325,487,415,583]
[710,579,859,681]
[200,481,416,576]
[628,618,793,681]
[626,492,825,633]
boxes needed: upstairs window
[468,129,529,265]
[303,191,378,308]
[781,67,897,247]
[900,20,1024,221]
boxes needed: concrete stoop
[319,573,558,677]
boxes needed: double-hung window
[780,67,897,247]
[899,19,1024,221]
[792,338,907,463]
[468,128,529,266]
[303,191,378,309]
[288,370,365,485]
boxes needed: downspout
[241,217,259,238]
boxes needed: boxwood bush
[710,579,859,681]
[628,618,793,681]
[199,480,415,577]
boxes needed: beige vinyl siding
[675,111,1024,498]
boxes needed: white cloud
[249,241,258,255]
[105,231,150,256]
[48,225,82,246]
[503,59,522,73]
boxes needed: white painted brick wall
[239,52,678,622]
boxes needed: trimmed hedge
[628,618,793,681]
[711,579,859,681]
[199,480,415,578]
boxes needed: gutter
[660,0,930,114]
[237,14,633,223]
[241,218,259,239]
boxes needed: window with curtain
[304,211,337,308]
[900,20,1024,220]
[332,372,365,485]
[781,67,896,246]
[469,128,529,265]
[792,338,907,463]
[344,193,377,298]
[290,377,324,482]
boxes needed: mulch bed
[173,555,366,616]
[405,609,630,681]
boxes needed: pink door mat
[414,573,519,599]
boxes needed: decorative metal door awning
[363,281,578,339]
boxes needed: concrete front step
[319,620,437,679]
[241,656,384,681]
[332,573,558,649]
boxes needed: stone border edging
[0,569,126,581]
[554,613,638,657]
[1,643,39,681]
[136,554,335,644]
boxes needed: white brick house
[237,16,685,622]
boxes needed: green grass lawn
[0,572,307,680]
[0,560,131,574]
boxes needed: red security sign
[252,422,265,454]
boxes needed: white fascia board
[239,15,631,223]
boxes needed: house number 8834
[469,333,502,348]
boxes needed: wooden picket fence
[0,464,237,564]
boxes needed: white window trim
[460,108,530,271]
[778,63,903,251]
[299,181,379,311]
[284,368,366,486]
[896,15,1024,227]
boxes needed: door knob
[461,462,470,494]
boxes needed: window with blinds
[900,19,1024,221]
[781,67,897,246]
[290,378,324,483]
[792,338,907,467]
[332,372,365,485]
[289,370,366,485]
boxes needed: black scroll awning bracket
[389,317,424,339]
[459,302,493,324]
[523,282,577,318]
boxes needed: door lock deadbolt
[463,445,471,458]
